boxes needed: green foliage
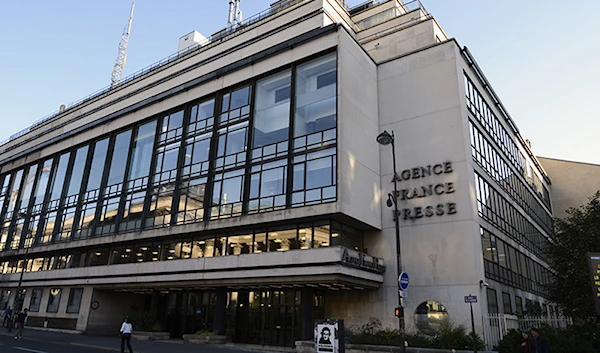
[347,320,484,350]
[194,330,217,336]
[124,310,162,332]
[548,191,600,323]
[496,326,600,353]
[429,322,485,351]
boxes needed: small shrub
[496,325,600,353]
[194,330,218,336]
[124,310,161,332]
[430,322,485,351]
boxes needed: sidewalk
[0,327,295,353]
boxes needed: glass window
[159,110,184,144]
[46,288,62,313]
[299,225,312,250]
[414,301,449,336]
[227,234,252,255]
[253,70,291,151]
[481,228,493,261]
[34,158,53,205]
[66,288,83,313]
[86,139,109,192]
[292,148,336,207]
[128,120,157,181]
[211,169,244,220]
[294,54,336,138]
[313,222,330,248]
[219,86,251,126]
[215,122,248,170]
[248,159,287,213]
[111,245,135,265]
[188,99,215,136]
[487,288,499,314]
[182,133,211,177]
[176,177,207,225]
[66,146,89,197]
[29,288,43,312]
[515,296,523,316]
[49,152,70,201]
[6,169,24,216]
[502,292,512,314]
[106,130,132,186]
[254,232,267,253]
[268,228,298,252]
[88,248,110,267]
[0,290,10,310]
[19,164,38,210]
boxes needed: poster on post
[314,320,344,353]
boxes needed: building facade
[0,0,555,347]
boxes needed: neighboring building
[538,157,600,219]
[0,0,555,347]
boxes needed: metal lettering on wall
[341,248,386,273]
[394,162,457,220]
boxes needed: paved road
[0,334,109,353]
[0,328,291,353]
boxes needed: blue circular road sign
[399,272,409,291]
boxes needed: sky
[0,0,598,165]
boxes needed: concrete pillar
[214,287,227,335]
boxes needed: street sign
[587,252,600,313]
[399,272,409,291]
[464,295,478,303]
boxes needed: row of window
[486,288,558,317]
[470,122,553,234]
[481,227,552,296]
[475,173,551,260]
[0,220,363,273]
[464,74,551,210]
[0,53,338,253]
[0,288,83,314]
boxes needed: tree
[547,191,600,323]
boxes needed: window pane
[253,71,291,149]
[46,288,62,313]
[66,146,89,196]
[268,228,298,252]
[86,139,109,191]
[29,288,43,312]
[34,159,54,205]
[50,153,70,200]
[107,130,132,186]
[295,54,337,137]
[19,165,38,209]
[128,121,156,181]
[6,169,24,215]
[67,288,83,313]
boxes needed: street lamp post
[376,130,406,353]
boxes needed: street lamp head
[376,131,394,146]
[386,193,394,208]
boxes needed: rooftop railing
[0,0,305,149]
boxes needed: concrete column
[301,287,314,340]
[214,288,227,335]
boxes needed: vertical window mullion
[171,106,192,226]
[141,116,163,230]
[203,92,224,222]
[286,65,297,208]
[242,79,257,215]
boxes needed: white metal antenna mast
[111,2,135,87]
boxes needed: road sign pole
[469,298,477,353]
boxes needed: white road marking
[13,347,48,353]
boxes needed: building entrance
[160,288,324,347]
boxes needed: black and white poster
[314,320,344,353]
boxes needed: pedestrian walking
[119,318,134,353]
[530,327,549,353]
[13,308,27,340]
[2,306,12,329]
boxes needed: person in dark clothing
[14,308,27,340]
[3,307,12,330]
[530,327,549,353]
[521,332,531,352]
